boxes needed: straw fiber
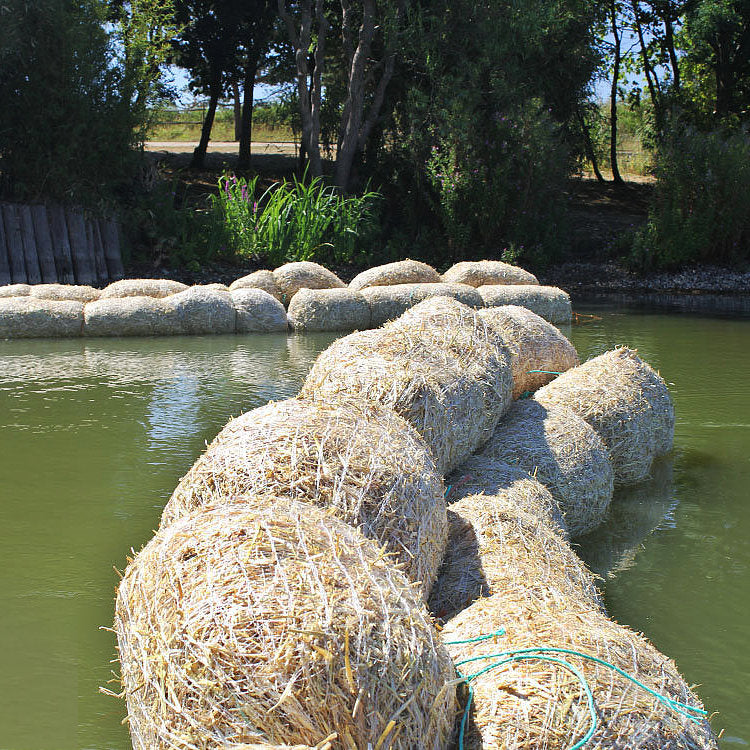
[0,283,31,297]
[478,284,572,324]
[273,262,345,305]
[231,288,288,332]
[84,296,180,337]
[287,288,371,332]
[349,259,441,291]
[0,297,83,338]
[100,278,188,299]
[116,500,457,750]
[442,260,539,287]
[229,270,282,301]
[29,283,102,302]
[166,286,236,335]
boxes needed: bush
[632,123,750,269]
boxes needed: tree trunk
[232,80,242,141]
[237,54,259,170]
[575,105,606,183]
[191,74,221,169]
[663,15,681,92]
[631,0,661,123]
[609,1,625,184]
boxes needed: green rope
[526,369,564,375]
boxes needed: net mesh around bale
[477,305,579,398]
[479,399,614,537]
[100,278,188,299]
[0,297,84,338]
[441,260,539,287]
[428,488,601,623]
[83,296,181,337]
[116,499,457,750]
[287,288,371,332]
[302,298,513,475]
[273,262,345,305]
[229,270,282,301]
[29,283,102,302]
[535,346,675,485]
[161,397,447,598]
[231,288,289,332]
[478,284,572,324]
[349,259,442,291]
[441,591,716,750]
[166,286,237,335]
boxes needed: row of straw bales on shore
[0,260,572,339]
[112,292,716,749]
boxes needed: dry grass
[535,347,675,484]
[100,279,188,299]
[442,260,539,287]
[349,260,441,291]
[478,285,572,324]
[161,397,447,598]
[116,499,457,750]
[287,288,371,332]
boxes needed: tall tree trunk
[237,53,259,170]
[663,15,681,92]
[631,0,662,124]
[232,80,242,141]
[575,105,606,183]
[609,1,625,184]
[191,73,221,169]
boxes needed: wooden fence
[0,202,124,287]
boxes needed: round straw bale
[429,480,602,622]
[442,259,539,287]
[302,301,513,475]
[362,282,483,327]
[349,259,441,291]
[116,500,457,750]
[479,399,614,537]
[83,296,180,337]
[161,397,447,597]
[0,297,83,338]
[202,282,231,292]
[442,591,716,749]
[29,283,102,302]
[166,286,236,335]
[478,284,572,324]
[272,262,345,305]
[100,278,188,299]
[535,347,675,485]
[287,287,371,332]
[0,283,31,298]
[229,269,282,301]
[231,288,288,332]
[477,304,579,398]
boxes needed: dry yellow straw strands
[477,305,579,399]
[536,347,675,485]
[302,298,513,475]
[428,489,601,623]
[116,500,457,750]
[161,397,447,598]
[479,400,614,537]
[442,591,716,749]
[442,260,539,287]
[349,259,441,290]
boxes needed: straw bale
[361,283,483,327]
[231,288,288,332]
[29,283,102,302]
[116,500,457,750]
[166,286,236,335]
[229,269,282,301]
[479,400,614,537]
[477,305,579,398]
[478,284,572,324]
[535,347,675,485]
[161,397,447,596]
[349,259,441,291]
[302,299,513,474]
[202,282,231,292]
[0,297,83,338]
[442,591,716,749]
[442,259,539,287]
[272,262,345,305]
[100,278,188,299]
[429,477,602,622]
[287,287,371,332]
[0,283,31,298]
[84,296,181,337]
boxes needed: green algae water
[0,305,748,748]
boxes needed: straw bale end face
[349,259,441,290]
[478,284,572,324]
[287,287,371,331]
[273,262,345,306]
[442,259,539,287]
[231,288,288,332]
[116,500,457,750]
[166,286,237,335]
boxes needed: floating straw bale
[100,278,188,299]
[29,283,102,302]
[302,299,513,474]
[83,296,180,337]
[0,283,31,298]
[442,591,716,749]
[166,286,236,335]
[535,347,675,485]
[231,288,288,332]
[477,304,579,398]
[479,399,614,537]
[287,288,371,332]
[349,259,441,290]
[161,397,447,597]
[361,283,483,327]
[442,260,539,287]
[429,479,602,622]
[229,270,282,301]
[272,262,345,305]
[0,297,83,338]
[116,500,457,750]
[478,284,572,324]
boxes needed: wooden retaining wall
[0,202,124,286]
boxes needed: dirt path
[145,141,297,155]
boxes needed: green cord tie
[526,369,563,375]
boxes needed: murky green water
[0,305,748,748]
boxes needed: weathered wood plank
[2,204,28,283]
[31,205,58,283]
[66,209,96,285]
[47,204,75,283]
[91,219,108,285]
[18,204,42,284]
[101,218,125,280]
[0,205,11,285]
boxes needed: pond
[0,303,747,749]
